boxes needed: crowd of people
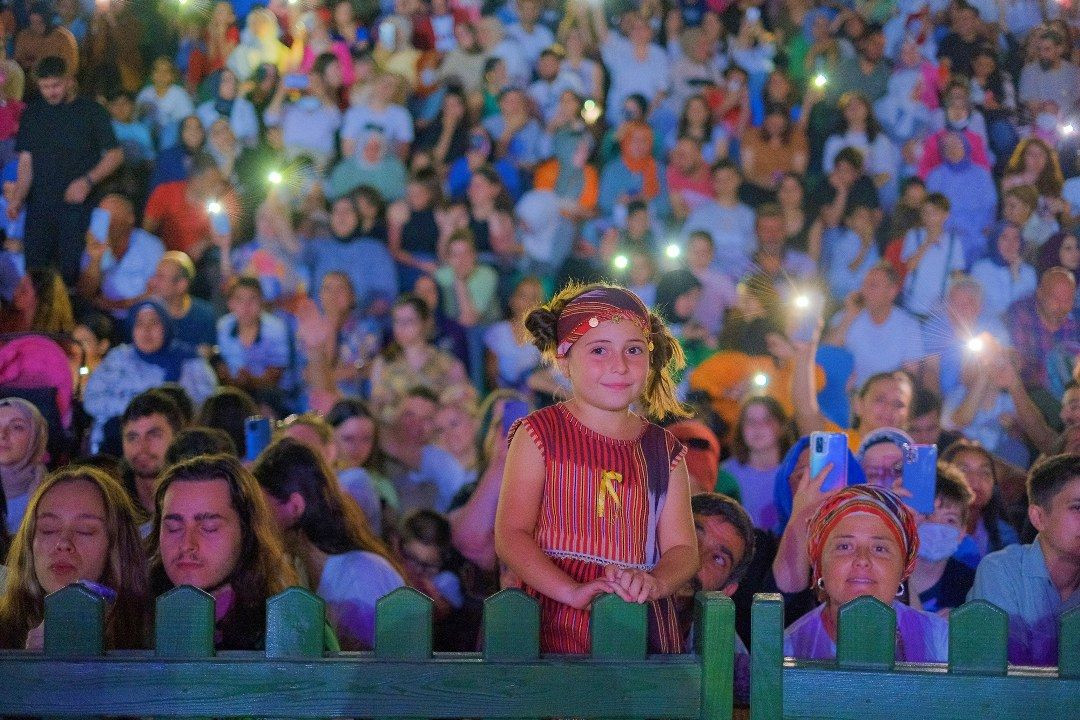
[0,0,1077,697]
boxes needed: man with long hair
[147,454,296,650]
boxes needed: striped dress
[509,403,687,654]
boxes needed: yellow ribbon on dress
[596,470,623,518]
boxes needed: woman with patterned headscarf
[784,485,948,661]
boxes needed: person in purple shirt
[1005,267,1079,390]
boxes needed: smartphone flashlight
[813,74,828,88]
[267,170,283,185]
[581,99,602,125]
[612,254,629,270]
[793,293,811,310]
[752,372,769,388]
[207,200,223,215]
[966,336,985,354]
[665,243,681,259]
[1062,122,1077,137]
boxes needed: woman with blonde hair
[1001,137,1067,217]
[0,466,151,650]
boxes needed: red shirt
[143,181,238,257]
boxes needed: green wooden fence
[0,584,735,719]
[749,594,1080,720]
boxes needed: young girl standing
[495,284,699,654]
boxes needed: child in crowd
[495,283,698,653]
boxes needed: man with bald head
[1006,266,1079,389]
[76,193,164,318]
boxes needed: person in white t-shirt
[252,437,405,650]
[825,262,926,387]
[341,72,415,159]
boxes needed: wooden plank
[695,592,734,720]
[375,587,433,660]
[483,590,540,720]
[483,589,539,661]
[780,664,1079,720]
[591,593,646,660]
[44,584,105,657]
[266,587,326,658]
[155,586,215,658]
[836,596,894,670]
[948,601,1007,676]
[0,656,705,718]
[749,593,783,720]
[1061,605,1080,679]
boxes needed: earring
[896,581,906,598]
[815,577,825,591]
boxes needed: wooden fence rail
[0,584,735,719]
[749,594,1080,720]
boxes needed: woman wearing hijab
[0,397,47,534]
[84,301,217,454]
[970,223,1036,322]
[13,2,78,76]
[195,69,260,147]
[925,131,998,264]
[784,485,949,661]
[598,121,668,222]
[150,115,208,190]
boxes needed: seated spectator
[739,103,808,201]
[670,95,730,167]
[908,463,977,614]
[119,389,184,520]
[369,295,469,420]
[823,91,900,208]
[528,48,584,124]
[968,454,1080,665]
[784,485,948,661]
[195,68,259,147]
[900,193,966,319]
[77,193,165,319]
[968,45,1019,163]
[873,40,934,147]
[0,268,75,336]
[941,441,1022,567]
[1003,185,1060,252]
[970,224,1037,322]
[165,426,237,465]
[305,195,399,315]
[197,386,258,459]
[483,276,561,399]
[72,312,113,377]
[146,252,219,349]
[925,132,997,262]
[1001,138,1068,221]
[148,455,298,650]
[326,397,395,530]
[413,88,470,171]
[720,397,796,530]
[342,72,415,159]
[136,56,195,151]
[106,90,155,165]
[922,276,1010,397]
[13,3,79,77]
[681,161,756,277]
[825,263,925,388]
[822,204,881,302]
[753,204,816,288]
[378,387,445,514]
[264,54,343,173]
[1035,232,1080,294]
[435,229,500,328]
[446,127,522,202]
[598,121,668,225]
[683,230,736,338]
[396,509,471,649]
[674,493,755,702]
[149,115,207,190]
[665,137,713,223]
[252,438,404,650]
[1004,266,1078,390]
[1017,27,1080,131]
[814,148,881,232]
[0,397,47,534]
[213,276,289,406]
[0,466,151,650]
[224,196,305,308]
[427,387,483,511]
[143,155,239,265]
[84,301,216,454]
[908,386,963,452]
[327,129,407,204]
